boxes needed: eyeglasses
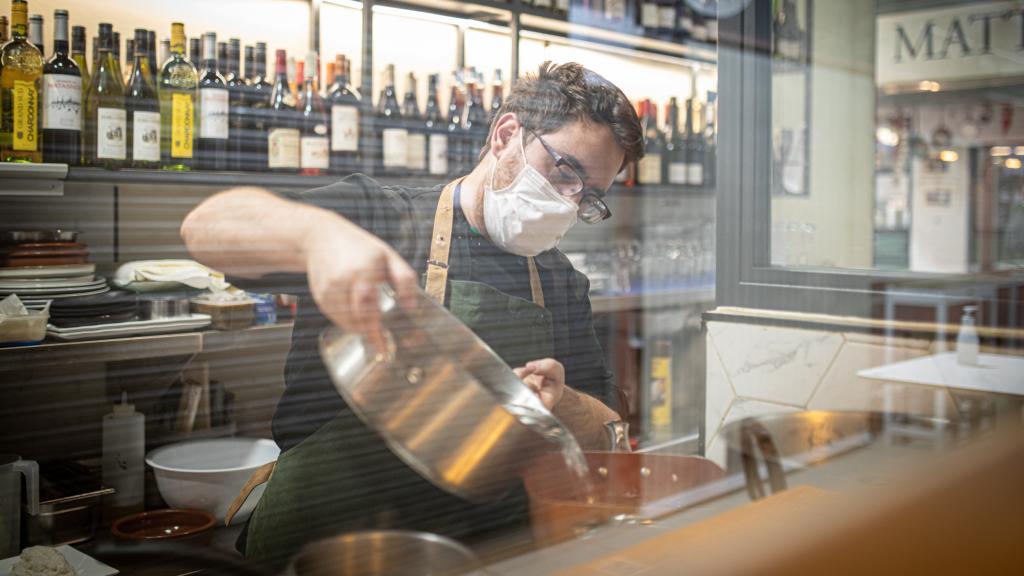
[529,130,612,224]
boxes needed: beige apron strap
[225,460,276,526]
[424,178,546,308]
[527,257,545,308]
[424,180,459,305]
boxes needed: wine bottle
[328,54,359,173]
[636,99,664,185]
[0,16,8,44]
[462,71,486,169]
[225,39,245,171]
[159,22,196,171]
[247,42,272,171]
[28,13,42,55]
[639,0,659,32]
[147,30,158,85]
[189,37,200,71]
[126,29,159,169]
[267,49,299,172]
[112,30,120,66]
[84,23,126,169]
[160,37,171,68]
[425,73,447,176]
[692,11,709,43]
[71,25,89,122]
[42,9,81,165]
[217,41,227,77]
[0,0,44,163]
[324,61,336,97]
[299,51,328,176]
[554,0,570,17]
[123,38,134,81]
[378,63,406,173]
[403,72,426,174]
[665,98,686,186]
[197,31,228,170]
[677,5,694,40]
[683,97,704,187]
[656,0,677,37]
[286,55,297,99]
[489,68,504,122]
[446,70,464,175]
[91,36,98,71]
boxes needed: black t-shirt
[233,173,616,452]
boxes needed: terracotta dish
[111,509,216,541]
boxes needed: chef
[180,61,645,567]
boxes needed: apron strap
[425,179,545,308]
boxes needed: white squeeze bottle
[956,306,980,367]
[102,391,145,521]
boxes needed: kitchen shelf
[591,286,714,314]
[0,162,67,197]
[0,163,717,197]
[0,322,294,373]
[372,0,718,64]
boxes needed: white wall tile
[707,321,843,406]
[704,336,735,445]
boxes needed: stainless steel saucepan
[319,285,586,503]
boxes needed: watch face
[687,0,752,18]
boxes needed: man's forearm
[181,187,343,279]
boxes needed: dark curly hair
[480,61,644,169]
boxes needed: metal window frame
[715,0,992,319]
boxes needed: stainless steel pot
[139,295,191,320]
[0,229,79,244]
[319,286,585,503]
[288,530,483,576]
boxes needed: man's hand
[303,219,419,351]
[513,358,566,411]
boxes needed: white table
[858,352,1024,423]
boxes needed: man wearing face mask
[181,62,644,566]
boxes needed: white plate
[46,314,211,340]
[0,264,96,279]
[0,280,108,294]
[0,544,118,576]
[15,287,110,301]
[0,276,102,289]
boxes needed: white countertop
[858,352,1024,397]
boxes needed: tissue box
[0,309,48,345]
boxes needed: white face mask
[482,131,578,257]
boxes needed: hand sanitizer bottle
[956,305,979,367]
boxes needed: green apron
[241,181,554,567]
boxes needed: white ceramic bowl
[146,438,279,524]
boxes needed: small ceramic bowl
[111,509,216,542]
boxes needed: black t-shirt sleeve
[226,174,416,295]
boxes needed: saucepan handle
[738,418,787,500]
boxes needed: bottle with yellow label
[0,0,44,163]
[159,22,196,171]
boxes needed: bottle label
[382,127,408,169]
[199,88,229,139]
[330,105,359,152]
[668,162,688,185]
[659,6,677,29]
[534,0,553,8]
[406,132,426,171]
[12,80,40,151]
[687,163,704,186]
[428,133,448,175]
[171,93,194,159]
[268,128,300,168]
[42,74,82,131]
[606,0,627,20]
[96,107,127,160]
[638,154,662,185]
[300,135,329,169]
[641,2,660,28]
[132,111,161,162]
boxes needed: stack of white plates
[0,264,108,305]
[47,314,212,341]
